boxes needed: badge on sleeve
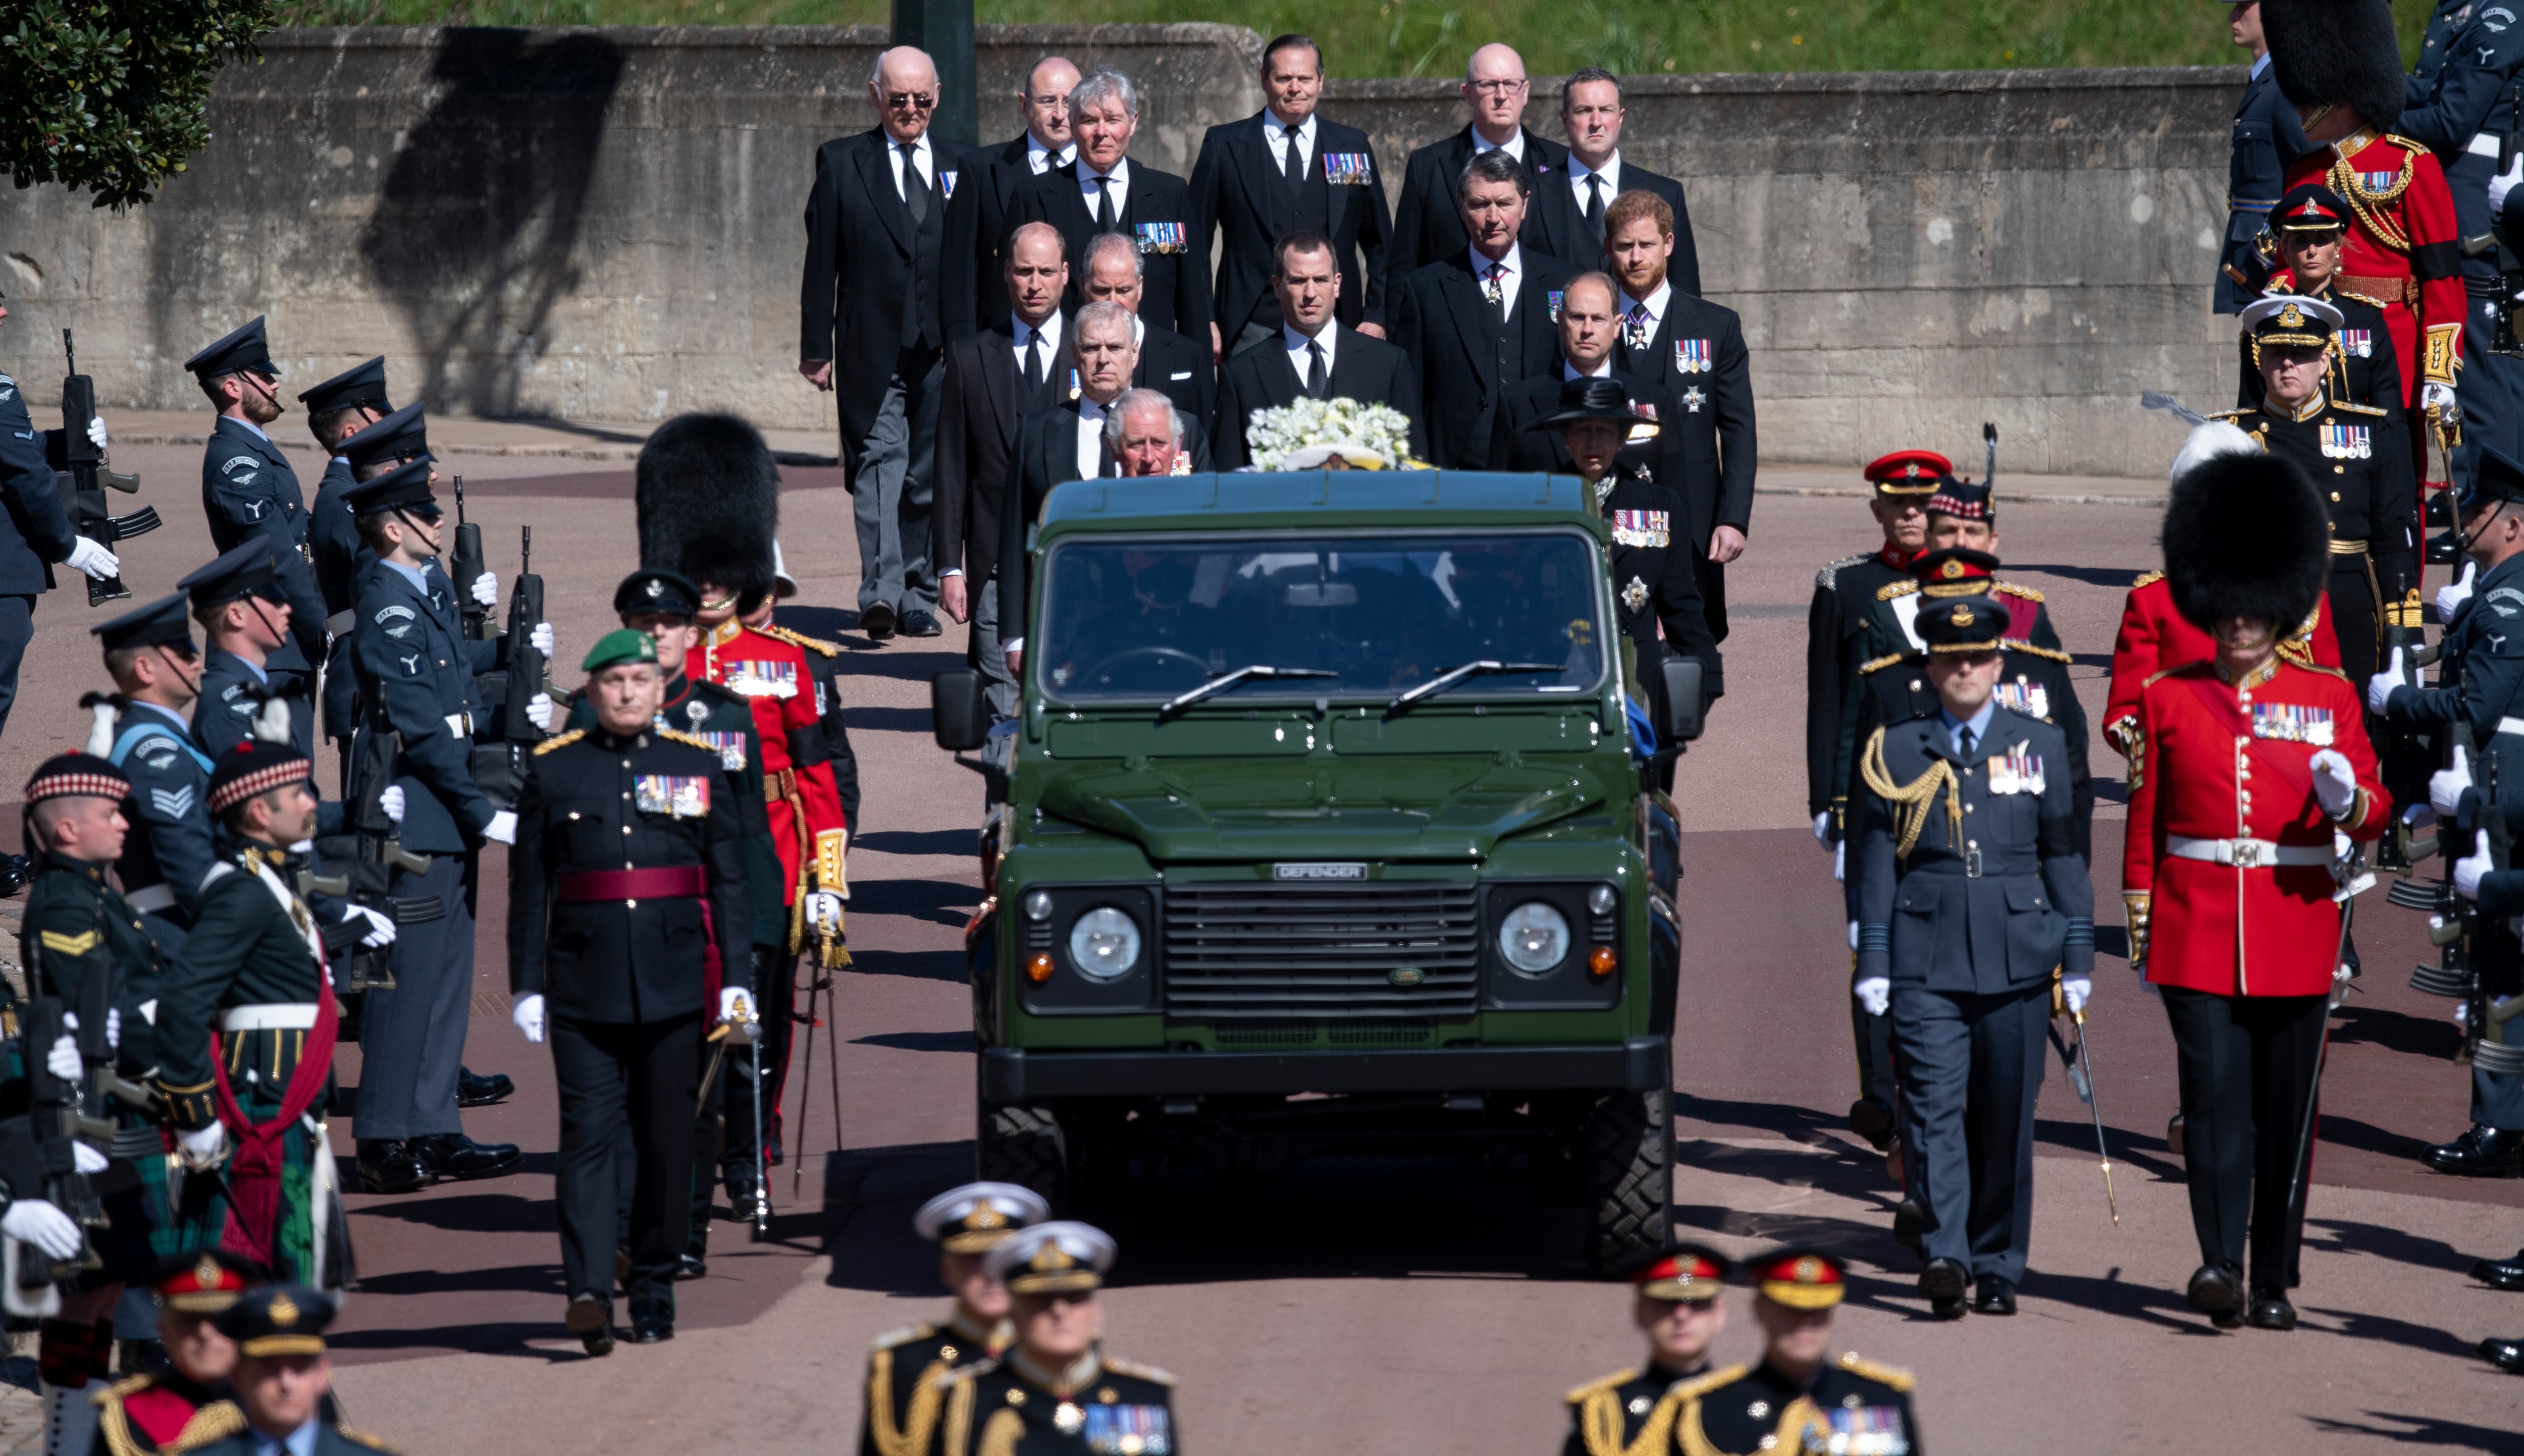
[1986,744,2045,795]
[635,775,710,818]
[2250,703,2335,744]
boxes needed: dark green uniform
[1670,1354,1919,1456]
[922,1354,1177,1456]
[1559,1362,1708,1456]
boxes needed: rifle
[2375,566,2433,873]
[500,527,548,752]
[56,330,159,607]
[451,475,489,642]
[331,720,439,1002]
[0,984,114,1292]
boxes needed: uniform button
[2334,465,2345,474]
[623,826,633,834]
[1966,803,1976,814]
[623,792,632,799]
[2331,492,2341,502]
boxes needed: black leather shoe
[2247,1291,2298,1330]
[1848,1098,1896,1152]
[900,608,941,638]
[2187,1262,2244,1325]
[630,1314,675,1344]
[1918,1257,1968,1305]
[456,1067,514,1108]
[408,1133,522,1180]
[566,1294,613,1357]
[2482,1337,2524,1372]
[0,853,30,895]
[2470,1250,2524,1289]
[1891,1200,1924,1251]
[2166,1112,2185,1158]
[1928,1295,1966,1320]
[723,1168,766,1224]
[860,603,898,641]
[354,1140,431,1194]
[2426,1124,2524,1177]
[674,1253,707,1281]
[1973,1277,2017,1316]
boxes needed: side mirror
[1660,656,1706,744]
[931,670,990,751]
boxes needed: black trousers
[2325,565,2377,687]
[0,593,34,744]
[2163,986,2329,1291]
[553,1011,700,1316]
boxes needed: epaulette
[336,1428,403,1455]
[925,1357,999,1390]
[1875,579,1919,602]
[532,727,588,756]
[159,1400,247,1454]
[1667,1363,1749,1403]
[2130,569,2164,590]
[1563,1368,1638,1404]
[2204,408,2252,423]
[1102,1358,1177,1386]
[93,1373,155,1406]
[2142,662,2204,688]
[763,623,840,658]
[2289,661,2352,681]
[657,727,717,753]
[1815,553,1869,592]
[2336,287,2391,309]
[2330,399,2390,417]
[1858,652,1913,675]
[2382,133,2430,156]
[1993,579,2045,603]
[2007,642,2072,664]
[871,1322,939,1352]
[1834,1352,1916,1393]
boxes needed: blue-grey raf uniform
[300,361,398,750]
[1855,595,2092,1299]
[2218,51,2313,312]
[184,318,328,676]
[181,541,322,764]
[90,592,218,955]
[2402,0,2524,479]
[0,337,85,740]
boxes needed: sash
[204,858,336,1268]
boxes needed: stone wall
[0,26,2238,475]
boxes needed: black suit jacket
[1012,159,1212,339]
[1190,111,1396,339]
[1524,159,1700,297]
[799,128,974,465]
[996,401,1214,645]
[1133,320,1215,425]
[1390,249,1580,469]
[1387,128,1569,305]
[1212,326,1424,469]
[940,134,1068,341]
[1613,291,1755,643]
[933,315,1077,586]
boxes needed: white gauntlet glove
[2308,748,2359,820]
[2365,647,2405,715]
[718,987,761,1043]
[2433,744,2476,817]
[177,1122,227,1168]
[42,1034,78,1083]
[530,622,555,658]
[803,890,845,933]
[483,811,517,845]
[512,993,546,1044]
[2457,829,2496,901]
[85,417,107,452]
[2061,976,2092,1015]
[0,1200,81,1261]
[1853,977,1890,1017]
[1811,811,1832,849]
[344,902,396,947]
[380,784,405,825]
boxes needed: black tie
[900,142,927,225]
[1958,726,1976,762]
[1282,124,1305,193]
[1484,262,1508,327]
[1022,332,1048,409]
[1092,174,1114,230]
[1584,174,1604,232]
[1305,340,1328,399]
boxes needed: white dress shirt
[1266,111,1318,180]
[1027,136,1077,175]
[1469,127,1526,162]
[1617,278,1672,348]
[1562,355,1614,381]
[1469,242,1527,318]
[941,311,1069,585]
[886,131,934,201]
[1284,320,1339,384]
[1074,393,1116,482]
[1077,156,1131,220]
[1568,150,1622,211]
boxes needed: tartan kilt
[164,1027,352,1290]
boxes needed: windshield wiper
[1156,664,1337,720]
[1386,661,1561,714]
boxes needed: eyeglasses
[883,92,937,110]
[1468,78,1528,95]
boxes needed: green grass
[270,0,2436,79]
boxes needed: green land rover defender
[932,470,1702,1269]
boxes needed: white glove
[526,692,558,732]
[531,622,555,658]
[43,1034,78,1083]
[2308,748,2358,819]
[85,417,107,451]
[483,811,517,845]
[719,987,761,1042]
[64,536,119,581]
[1846,920,1859,952]
[470,571,499,608]
[343,902,396,947]
[2366,647,2404,714]
[2440,560,2480,622]
[2495,149,2524,214]
[1853,976,1890,1017]
[512,993,546,1044]
[72,1143,107,1175]
[103,1008,117,1051]
[2424,380,2460,418]
[2062,975,2092,1015]
[0,1200,82,1262]
[2433,745,2475,817]
[380,784,405,825]
[2457,998,2473,1031]
[177,1122,226,1166]
[1832,839,1845,884]
[803,890,845,932]
[1812,811,1832,849]
[2456,828,2495,900]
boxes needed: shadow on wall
[359,30,625,415]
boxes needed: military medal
[1133,221,1187,255]
[2250,703,2334,745]
[1083,1403,1172,1455]
[1546,289,1564,321]
[2318,423,2370,459]
[1682,386,1705,413]
[1674,338,1713,374]
[1055,1402,1086,1434]
[1814,1404,1912,1455]
[1322,152,1373,184]
[1993,678,2049,718]
[1611,509,1669,548]
[2339,327,2371,358]
[1987,744,2044,795]
[635,774,710,817]
[722,659,799,697]
[685,698,709,727]
[691,731,748,770]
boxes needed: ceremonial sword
[2048,972,2117,1225]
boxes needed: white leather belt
[125,884,176,912]
[325,610,355,634]
[2470,132,2506,159]
[2498,716,2524,737]
[444,712,472,738]
[221,1004,318,1032]
[2168,835,2331,868]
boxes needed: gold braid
[1579,1386,1685,1456]
[974,1410,1026,1456]
[2327,145,2416,253]
[1858,727,1961,862]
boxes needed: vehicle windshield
[1035,531,1606,702]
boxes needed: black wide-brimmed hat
[1539,377,1660,436]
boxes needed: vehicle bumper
[979,1037,1671,1101]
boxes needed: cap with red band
[1748,1247,1847,1310]
[1864,450,1954,499]
[1623,1240,1732,1301]
[143,1248,266,1314]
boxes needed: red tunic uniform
[2124,658,2387,998]
[94,1372,240,1455]
[2282,130,2464,405]
[694,618,848,949]
[2101,572,2342,761]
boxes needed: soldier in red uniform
[2125,444,2388,1332]
[2269,0,2465,486]
[91,1250,265,1456]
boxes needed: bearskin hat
[2263,0,2403,135]
[635,413,780,613]
[2163,446,2330,634]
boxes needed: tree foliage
[2,0,280,209]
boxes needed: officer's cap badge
[968,1205,1007,1231]
[1950,605,1971,626]
[2279,302,2303,329]
[1033,1244,1077,1272]
[646,578,663,598]
[1939,560,1965,580]
[195,1256,221,1288]
[270,1293,299,1327]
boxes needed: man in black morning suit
[1387,43,1569,303]
[936,222,1075,719]
[939,55,1079,342]
[1081,232,1215,426]
[1527,68,1697,293]
[1214,232,1423,469]
[1391,147,1580,470]
[1189,32,1396,360]
[1011,68,1211,344]
[799,44,974,643]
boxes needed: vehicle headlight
[1498,901,1571,977]
[1067,906,1142,981]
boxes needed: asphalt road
[13,445,2524,1451]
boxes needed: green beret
[582,628,660,673]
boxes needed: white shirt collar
[1563,356,1614,380]
[1284,320,1339,371]
[1469,126,1525,161]
[1266,110,1317,143]
[1471,241,1524,278]
[1077,393,1116,423]
[1027,135,1075,173]
[1075,398,1116,480]
[1568,150,1620,193]
[1618,279,1672,323]
[1080,155,1131,188]
[1013,311,1063,351]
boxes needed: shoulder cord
[1858,729,1961,862]
[2327,149,2416,254]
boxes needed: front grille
[1211,1019,1438,1048]
[1163,882,1481,1018]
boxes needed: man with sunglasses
[1386,43,1568,302]
[183,319,328,679]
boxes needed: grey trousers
[352,849,474,1140]
[1892,981,2048,1285]
[971,572,1019,720]
[852,349,943,616]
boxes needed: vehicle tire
[1584,1087,1673,1273]
[977,1098,1068,1210]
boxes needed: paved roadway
[7,430,2522,1451]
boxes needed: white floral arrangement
[1242,397,1425,471]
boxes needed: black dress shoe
[0,853,30,895]
[408,1133,522,1180]
[1928,1296,1966,1320]
[860,603,898,641]
[2427,1124,2524,1177]
[456,1067,514,1108]
[2247,1292,2297,1330]
[630,1315,675,1344]
[723,1168,766,1223]
[1918,1257,1968,1304]
[900,608,941,638]
[2481,1336,2524,1372]
[674,1253,707,1281]
[2471,1249,2524,1289]
[1973,1277,2017,1315]
[566,1294,613,1357]
[1891,1200,1924,1252]
[2187,1262,2244,1324]
[1848,1098,1896,1152]
[2166,1112,2185,1158]
[354,1140,432,1194]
